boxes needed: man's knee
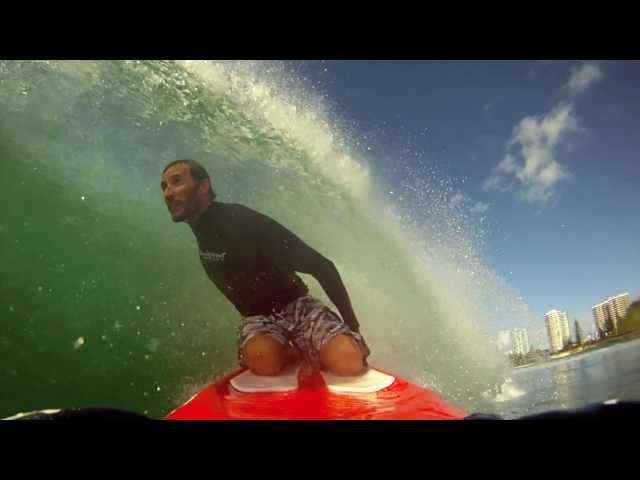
[243,335,287,376]
[320,334,364,376]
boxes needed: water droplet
[72,337,85,350]
[144,355,150,360]
[156,386,161,392]
[81,196,85,201]
[136,305,141,311]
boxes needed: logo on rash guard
[200,250,227,263]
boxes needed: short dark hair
[163,159,216,201]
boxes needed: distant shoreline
[514,330,640,369]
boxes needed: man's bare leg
[243,334,288,376]
[320,334,364,376]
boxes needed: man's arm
[302,256,361,333]
[254,211,361,332]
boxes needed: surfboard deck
[165,364,467,420]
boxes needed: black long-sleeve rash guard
[191,201,360,332]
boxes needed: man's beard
[169,199,195,223]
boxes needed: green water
[0,61,515,417]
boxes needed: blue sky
[292,60,640,341]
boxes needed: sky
[290,60,640,348]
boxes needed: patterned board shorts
[238,295,370,369]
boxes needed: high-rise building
[609,293,631,323]
[575,320,585,345]
[592,302,608,337]
[511,328,530,356]
[592,293,631,336]
[545,310,570,353]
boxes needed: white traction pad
[229,365,396,394]
[230,364,301,393]
[321,368,396,393]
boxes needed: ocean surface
[488,338,640,418]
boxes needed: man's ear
[199,179,211,196]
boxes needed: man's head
[161,159,215,224]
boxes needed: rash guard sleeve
[253,211,361,332]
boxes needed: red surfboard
[165,363,467,420]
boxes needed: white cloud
[449,192,465,208]
[449,193,490,215]
[566,63,603,97]
[482,174,512,193]
[483,62,604,207]
[471,201,489,214]
[484,103,577,205]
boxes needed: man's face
[161,163,203,223]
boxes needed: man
[161,159,370,377]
